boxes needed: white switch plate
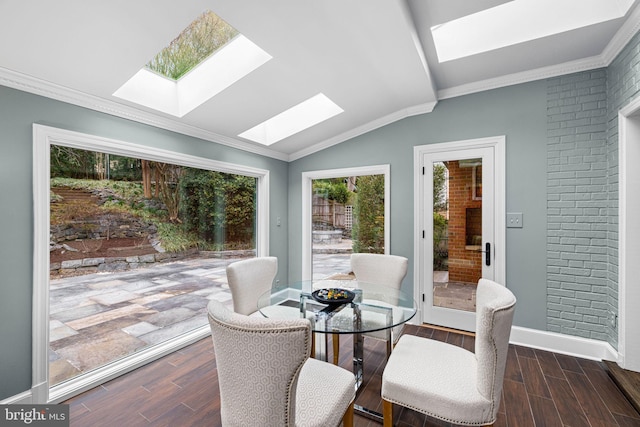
[507,212,523,228]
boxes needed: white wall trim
[32,124,269,403]
[510,326,619,362]
[0,67,288,162]
[301,165,390,280]
[289,102,437,161]
[602,1,640,65]
[617,95,640,372]
[0,390,33,405]
[438,56,606,100]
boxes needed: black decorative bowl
[311,288,355,305]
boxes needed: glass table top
[257,279,417,334]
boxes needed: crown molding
[602,1,640,65]
[0,66,289,162]
[437,55,607,100]
[288,100,437,161]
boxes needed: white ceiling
[1,0,639,161]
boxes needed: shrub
[352,175,385,253]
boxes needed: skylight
[238,94,344,146]
[431,0,635,63]
[113,11,271,117]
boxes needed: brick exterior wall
[447,161,482,283]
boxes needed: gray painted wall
[0,85,289,400]
[288,80,549,331]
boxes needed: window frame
[32,124,269,403]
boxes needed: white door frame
[618,99,640,372]
[301,165,390,280]
[413,136,506,328]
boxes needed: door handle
[485,242,491,266]
[477,243,491,266]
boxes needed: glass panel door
[424,147,494,331]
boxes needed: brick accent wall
[447,161,482,283]
[605,29,640,347]
[546,31,640,348]
[546,69,610,341]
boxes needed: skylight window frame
[113,16,271,118]
[431,0,635,63]
[238,93,344,146]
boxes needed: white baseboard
[1,390,33,404]
[510,326,619,362]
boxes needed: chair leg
[342,401,354,427]
[333,333,340,365]
[382,399,393,427]
[311,334,315,358]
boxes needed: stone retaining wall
[50,214,157,243]
[50,248,256,278]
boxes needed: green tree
[433,162,448,270]
[433,162,447,212]
[313,179,350,204]
[352,174,385,254]
[50,146,99,179]
[179,169,256,248]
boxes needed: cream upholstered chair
[207,300,355,427]
[381,278,516,426]
[226,256,277,316]
[332,253,408,363]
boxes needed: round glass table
[257,278,417,417]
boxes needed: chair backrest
[226,256,277,315]
[207,300,311,427]
[350,253,408,289]
[474,278,516,417]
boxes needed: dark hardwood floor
[64,324,640,426]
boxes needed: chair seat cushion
[295,358,355,427]
[382,335,493,425]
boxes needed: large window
[33,125,269,402]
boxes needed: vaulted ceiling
[1,0,639,161]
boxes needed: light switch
[507,212,523,228]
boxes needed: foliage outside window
[352,174,385,254]
[433,162,448,270]
[313,179,351,204]
[50,147,256,253]
[145,10,239,80]
[180,169,256,249]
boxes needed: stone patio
[49,256,245,385]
